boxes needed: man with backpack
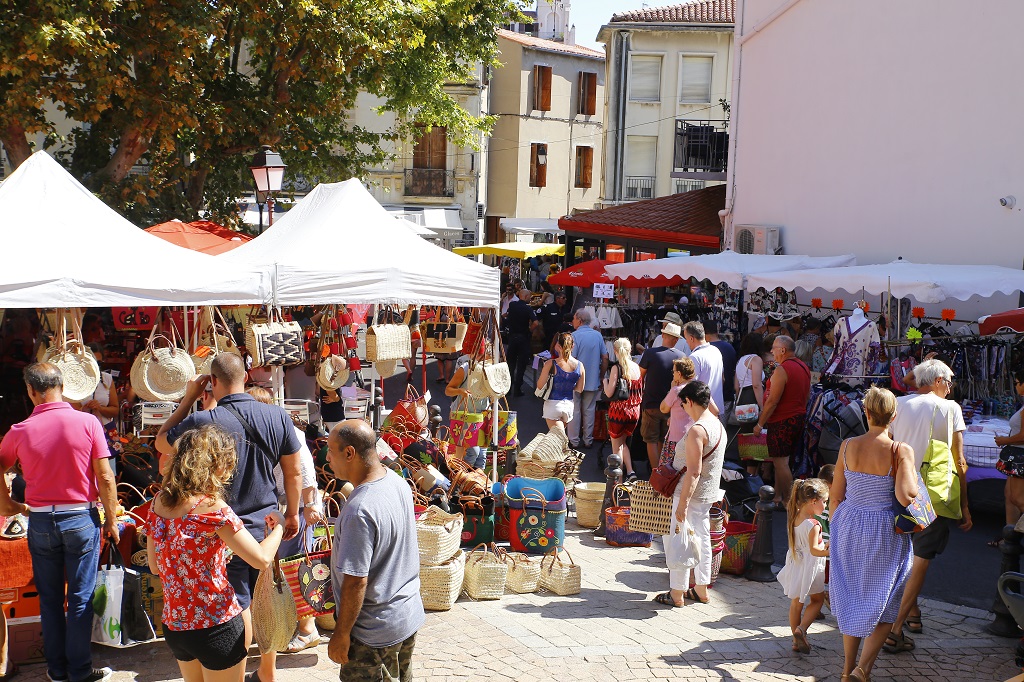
[885,359,970,653]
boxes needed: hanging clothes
[826,316,880,387]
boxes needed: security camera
[1000,196,1016,209]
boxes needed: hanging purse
[483,397,518,449]
[366,306,412,362]
[245,308,305,367]
[421,307,468,354]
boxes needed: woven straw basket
[366,324,412,362]
[131,344,196,402]
[626,481,673,536]
[573,482,605,529]
[43,344,101,402]
[462,544,508,600]
[420,550,465,611]
[502,551,540,594]
[539,549,581,596]
[252,559,297,653]
[416,507,463,566]
[375,359,399,378]
[315,613,336,631]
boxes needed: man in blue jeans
[0,363,119,682]
[569,308,608,448]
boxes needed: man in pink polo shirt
[0,363,119,682]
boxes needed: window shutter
[679,56,713,103]
[626,136,657,177]
[534,65,552,111]
[578,72,597,115]
[574,146,593,188]
[530,143,548,187]
[629,56,661,101]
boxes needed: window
[625,136,657,199]
[574,146,594,188]
[529,143,548,187]
[679,55,713,104]
[533,65,552,111]
[577,71,597,116]
[629,55,662,102]
[412,124,447,169]
[675,179,705,194]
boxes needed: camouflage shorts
[339,633,416,682]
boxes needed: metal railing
[404,168,455,198]
[674,120,729,173]
[624,176,655,200]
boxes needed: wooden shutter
[530,143,548,187]
[578,72,597,116]
[534,65,552,111]
[679,56,713,103]
[574,146,593,188]
[629,56,661,101]
[413,125,447,169]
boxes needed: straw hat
[316,355,350,391]
[662,322,682,338]
[43,344,100,402]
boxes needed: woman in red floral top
[147,425,284,681]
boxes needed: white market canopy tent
[0,152,268,307]
[223,179,499,308]
[744,259,1024,303]
[605,251,858,289]
[499,218,563,236]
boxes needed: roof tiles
[497,29,605,59]
[611,0,735,24]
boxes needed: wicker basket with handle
[420,550,465,611]
[539,549,581,596]
[462,543,508,600]
[416,506,463,566]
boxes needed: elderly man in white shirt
[683,321,724,421]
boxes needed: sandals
[284,630,322,653]
[883,628,915,653]
[792,626,810,654]
[654,592,682,608]
[685,587,710,604]
[846,666,867,682]
[906,614,923,633]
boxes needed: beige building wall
[487,33,605,227]
[599,23,733,203]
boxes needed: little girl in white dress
[777,479,830,654]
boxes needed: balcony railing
[624,176,655,200]
[673,120,729,179]
[404,168,455,198]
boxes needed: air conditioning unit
[733,225,781,255]
[477,203,485,219]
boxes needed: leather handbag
[891,441,937,534]
[384,385,429,433]
[650,424,722,498]
[245,309,305,367]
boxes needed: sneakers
[46,673,68,682]
[624,471,639,484]
[77,668,112,682]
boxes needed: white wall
[730,0,1024,273]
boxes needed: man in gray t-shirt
[327,420,424,679]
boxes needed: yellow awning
[453,243,565,259]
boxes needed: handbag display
[728,385,760,425]
[505,478,567,555]
[462,544,508,600]
[130,322,196,402]
[453,495,495,546]
[461,309,486,357]
[43,310,101,402]
[449,398,487,449]
[421,308,468,354]
[279,523,335,618]
[384,385,429,433]
[891,440,937,533]
[483,398,518,449]
[539,549,581,596]
[366,307,412,362]
[245,309,305,367]
[605,486,654,547]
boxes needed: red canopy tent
[547,259,617,287]
[145,219,251,255]
[979,307,1024,336]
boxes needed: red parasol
[979,307,1024,336]
[145,219,252,255]
[547,259,617,287]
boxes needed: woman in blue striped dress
[829,387,919,682]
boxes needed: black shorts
[227,554,259,610]
[913,516,955,560]
[163,614,247,670]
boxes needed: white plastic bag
[665,517,701,570]
[91,546,127,647]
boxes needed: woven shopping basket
[626,480,672,536]
[500,549,540,594]
[539,549,581,596]
[420,550,465,611]
[252,555,298,653]
[416,507,463,566]
[463,544,508,600]
[605,486,653,548]
[573,481,605,529]
[720,520,757,575]
[690,539,726,588]
[737,433,770,461]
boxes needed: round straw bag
[501,549,541,594]
[462,544,508,600]
[420,550,465,611]
[131,325,196,402]
[573,482,605,529]
[43,313,101,402]
[416,506,463,566]
[375,359,399,378]
[252,556,298,653]
[316,355,350,391]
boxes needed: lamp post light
[249,145,287,232]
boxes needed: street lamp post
[249,145,287,232]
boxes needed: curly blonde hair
[160,425,238,509]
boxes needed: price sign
[592,283,615,299]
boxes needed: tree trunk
[186,163,210,212]
[0,124,33,169]
[99,122,153,184]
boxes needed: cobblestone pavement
[13,524,1021,682]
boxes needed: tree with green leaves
[0,0,525,226]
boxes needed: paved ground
[13,522,1021,682]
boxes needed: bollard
[988,524,1023,637]
[428,404,443,437]
[594,452,622,538]
[372,394,384,431]
[745,485,777,582]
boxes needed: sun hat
[663,323,682,338]
[659,312,683,326]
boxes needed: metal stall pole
[491,310,500,483]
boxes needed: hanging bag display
[130,320,196,402]
[482,397,518,449]
[245,308,305,367]
[462,309,486,357]
[278,522,336,618]
[891,440,937,534]
[421,307,468,354]
[449,397,488,449]
[44,310,101,402]
[366,306,412,362]
[384,384,430,433]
